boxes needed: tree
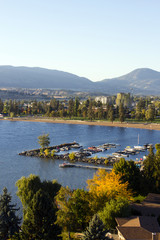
[99,197,130,229]
[82,214,108,240]
[74,97,80,117]
[107,105,114,122]
[119,103,125,122]
[16,175,61,239]
[38,133,50,149]
[68,99,74,118]
[87,169,133,213]
[56,187,92,233]
[97,105,104,119]
[143,146,155,191]
[0,187,21,240]
[21,189,61,240]
[0,98,4,112]
[16,174,61,219]
[145,104,155,121]
[88,100,94,121]
[113,158,143,195]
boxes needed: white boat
[125,146,135,152]
[134,134,145,151]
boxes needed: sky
[0,0,160,82]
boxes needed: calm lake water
[0,120,160,205]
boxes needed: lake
[0,120,160,204]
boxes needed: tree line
[1,144,160,239]
[0,96,160,122]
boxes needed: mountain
[0,65,93,90]
[0,66,160,95]
[96,68,160,95]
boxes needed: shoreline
[1,117,160,131]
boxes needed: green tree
[143,146,155,191]
[108,105,114,122]
[38,133,50,149]
[99,197,130,229]
[0,98,4,112]
[21,189,61,240]
[68,99,74,118]
[56,187,92,233]
[16,175,61,239]
[82,214,108,240]
[16,174,61,219]
[0,187,21,240]
[113,158,143,195]
[98,105,104,119]
[119,103,125,122]
[74,97,80,117]
[145,104,155,121]
[88,100,94,121]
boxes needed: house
[131,193,160,217]
[116,216,160,240]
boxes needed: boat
[70,143,82,148]
[59,163,75,168]
[134,134,146,151]
[88,146,102,153]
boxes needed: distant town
[0,88,159,123]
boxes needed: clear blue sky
[0,0,160,81]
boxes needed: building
[116,216,160,240]
[131,193,160,217]
[95,96,112,105]
[116,93,131,108]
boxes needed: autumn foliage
[87,169,133,212]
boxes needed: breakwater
[19,142,78,156]
[19,142,117,166]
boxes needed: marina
[0,120,160,203]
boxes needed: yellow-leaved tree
[87,169,133,212]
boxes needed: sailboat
[134,134,145,151]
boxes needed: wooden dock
[61,163,112,171]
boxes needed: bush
[69,152,75,161]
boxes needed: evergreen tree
[0,187,21,240]
[108,105,114,122]
[82,214,108,240]
[113,158,143,195]
[68,98,74,118]
[143,146,155,191]
[74,97,80,117]
[88,100,94,121]
[119,103,125,122]
[22,189,61,240]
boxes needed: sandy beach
[2,117,160,131]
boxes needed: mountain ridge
[0,66,160,95]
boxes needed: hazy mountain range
[0,65,160,95]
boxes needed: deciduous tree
[99,197,130,229]
[87,169,132,213]
[56,187,92,233]
[38,133,50,149]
